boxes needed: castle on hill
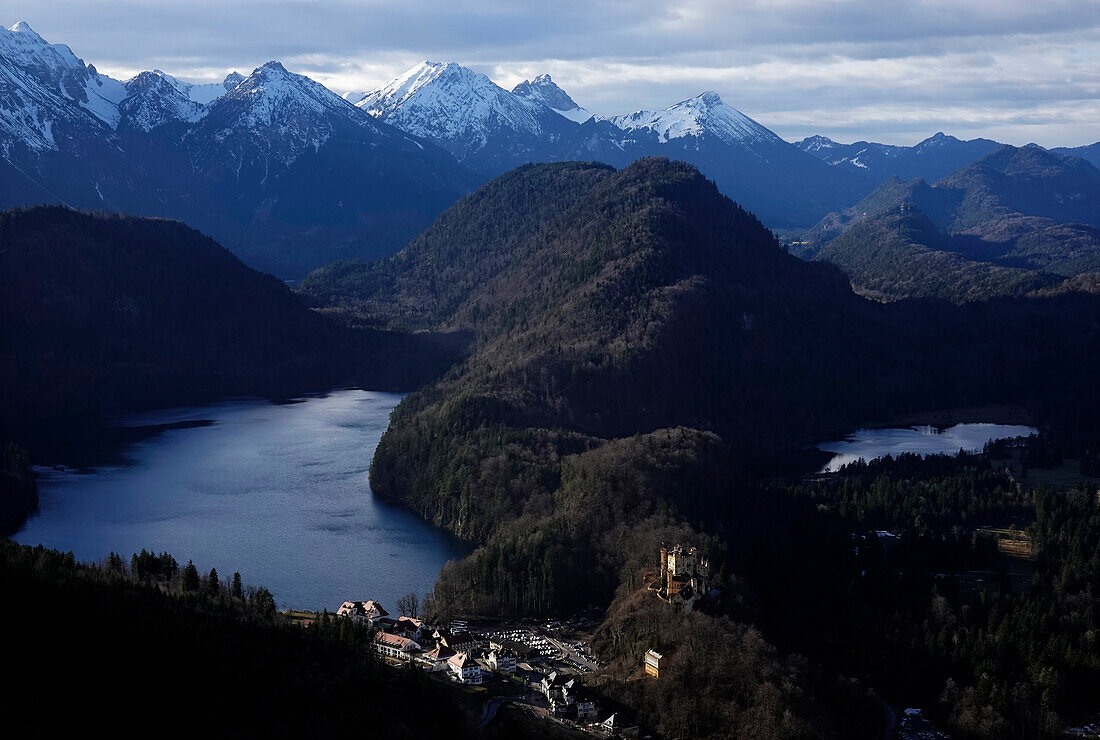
[656,544,709,613]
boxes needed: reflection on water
[816,423,1038,473]
[16,390,467,611]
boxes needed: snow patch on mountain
[796,135,840,154]
[610,91,782,146]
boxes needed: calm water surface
[816,423,1038,473]
[16,389,467,610]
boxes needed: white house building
[373,631,421,661]
[447,652,482,685]
[487,650,517,674]
[337,600,390,625]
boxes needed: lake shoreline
[14,390,468,612]
[814,421,1040,473]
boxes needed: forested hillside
[302,160,1100,614]
[809,207,1059,302]
[0,540,473,737]
[799,146,1100,302]
[0,206,461,437]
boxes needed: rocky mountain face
[511,73,590,122]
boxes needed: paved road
[541,633,598,671]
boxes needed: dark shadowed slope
[0,206,461,438]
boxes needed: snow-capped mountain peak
[0,21,129,148]
[220,60,364,125]
[914,132,959,150]
[190,60,383,169]
[357,60,557,151]
[2,21,74,66]
[119,70,205,131]
[611,91,782,147]
[796,134,841,153]
[511,73,590,123]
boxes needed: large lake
[15,389,467,611]
[816,423,1038,473]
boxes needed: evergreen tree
[252,587,276,616]
[231,571,243,599]
[106,552,124,572]
[182,560,200,592]
[208,567,219,595]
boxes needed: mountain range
[0,23,473,277]
[795,132,1003,184]
[2,20,1097,279]
[352,63,872,227]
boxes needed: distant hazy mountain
[799,145,1100,301]
[796,132,1001,184]
[0,23,474,278]
[1053,142,1100,169]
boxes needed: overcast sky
[3,0,1098,146]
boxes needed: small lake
[15,389,468,611]
[816,423,1038,473]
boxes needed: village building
[394,615,433,644]
[487,649,517,674]
[655,544,710,613]
[448,651,483,684]
[644,649,662,678]
[575,693,599,721]
[436,628,477,654]
[539,670,568,699]
[540,671,598,719]
[599,713,639,738]
[337,600,390,625]
[418,643,456,672]
[373,631,421,661]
